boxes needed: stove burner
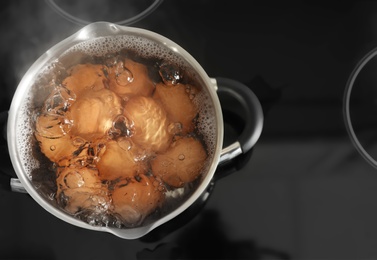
[45,0,164,26]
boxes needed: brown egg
[34,112,87,166]
[124,96,172,153]
[35,113,69,139]
[68,88,123,140]
[153,82,199,134]
[111,174,164,226]
[96,139,145,181]
[151,136,207,188]
[35,133,87,167]
[56,166,110,214]
[62,63,107,98]
[41,86,75,116]
[108,58,155,99]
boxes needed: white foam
[193,90,216,158]
[65,35,186,67]
[17,95,39,178]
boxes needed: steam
[1,0,166,111]
[2,1,80,87]
[2,1,163,87]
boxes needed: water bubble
[105,56,118,67]
[72,137,85,147]
[116,68,133,86]
[178,154,185,160]
[115,219,123,229]
[85,142,106,165]
[48,192,56,201]
[101,215,110,225]
[168,122,182,135]
[77,178,85,187]
[109,115,131,139]
[185,85,197,100]
[44,86,75,116]
[159,62,182,85]
[35,114,68,138]
[88,215,97,226]
[106,94,114,102]
[118,137,132,151]
[111,60,134,86]
[134,150,148,162]
[152,180,165,192]
[61,118,73,134]
[50,62,68,82]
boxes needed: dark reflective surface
[2,1,377,259]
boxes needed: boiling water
[16,35,217,228]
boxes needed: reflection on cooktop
[137,210,290,260]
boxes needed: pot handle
[0,111,27,193]
[215,77,263,165]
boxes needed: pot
[6,22,263,239]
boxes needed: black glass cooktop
[2,1,377,259]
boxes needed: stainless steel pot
[6,22,263,239]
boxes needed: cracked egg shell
[108,58,155,99]
[69,88,123,140]
[151,136,207,188]
[96,140,146,181]
[62,63,107,98]
[111,174,164,226]
[153,82,199,134]
[124,96,172,153]
[56,166,110,214]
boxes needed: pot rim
[7,22,223,239]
